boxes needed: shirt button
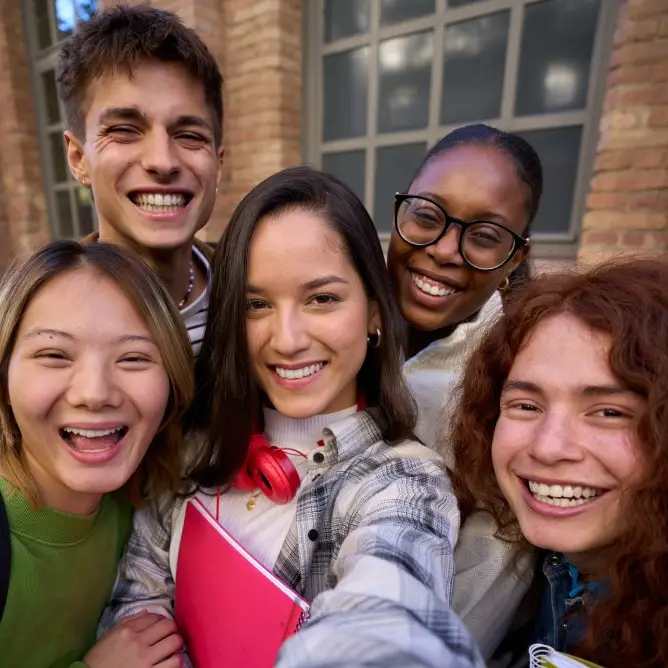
[308,529,319,541]
[549,555,561,567]
[313,452,325,464]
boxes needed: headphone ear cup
[251,448,300,505]
[231,435,267,491]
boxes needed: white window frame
[303,0,620,259]
[21,0,98,238]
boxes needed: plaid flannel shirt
[99,409,485,667]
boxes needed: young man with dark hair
[58,4,223,356]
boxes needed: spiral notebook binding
[295,610,309,633]
[529,644,552,668]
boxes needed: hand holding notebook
[175,498,310,668]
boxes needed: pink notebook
[174,497,310,668]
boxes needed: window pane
[49,132,68,183]
[374,143,426,233]
[77,185,95,235]
[441,11,509,124]
[378,32,433,134]
[323,48,369,141]
[515,0,601,116]
[55,0,76,40]
[324,0,370,43]
[55,190,74,237]
[519,126,582,235]
[34,0,52,50]
[322,150,366,204]
[75,0,96,21]
[42,70,61,125]
[380,0,435,26]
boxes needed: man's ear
[64,131,90,186]
[216,145,225,188]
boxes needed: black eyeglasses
[394,193,529,271]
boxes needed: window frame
[303,0,620,259]
[21,0,98,239]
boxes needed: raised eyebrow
[580,384,636,398]
[22,328,74,342]
[174,114,213,132]
[501,379,544,395]
[117,334,157,346]
[302,275,348,291]
[97,106,146,125]
[418,192,510,225]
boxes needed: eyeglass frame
[393,193,530,272]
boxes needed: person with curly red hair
[450,257,668,668]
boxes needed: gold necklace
[246,490,262,511]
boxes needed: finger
[148,633,184,664]
[141,617,181,647]
[121,611,172,634]
[156,655,184,668]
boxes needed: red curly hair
[450,257,668,667]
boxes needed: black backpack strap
[0,489,10,623]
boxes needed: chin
[270,396,332,420]
[64,469,135,496]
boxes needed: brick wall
[579,0,668,262]
[0,2,51,273]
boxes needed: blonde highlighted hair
[0,240,194,506]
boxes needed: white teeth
[275,362,325,380]
[527,480,602,505]
[62,427,123,438]
[411,272,456,297]
[133,193,187,211]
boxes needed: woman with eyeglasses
[387,124,543,663]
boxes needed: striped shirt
[181,244,210,357]
[98,409,485,667]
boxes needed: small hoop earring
[499,277,510,292]
[367,328,381,348]
[80,178,90,188]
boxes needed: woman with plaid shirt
[99,167,484,667]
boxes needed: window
[305,0,620,257]
[22,0,97,238]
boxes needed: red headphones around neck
[231,396,367,505]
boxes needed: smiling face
[65,60,222,251]
[245,209,380,419]
[6,267,170,515]
[492,313,644,571]
[387,144,530,332]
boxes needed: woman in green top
[0,240,193,668]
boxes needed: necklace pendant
[247,492,260,511]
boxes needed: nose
[65,360,122,411]
[271,309,311,359]
[529,410,585,466]
[425,224,465,267]
[141,129,181,180]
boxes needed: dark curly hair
[450,257,668,668]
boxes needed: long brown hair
[450,257,668,667]
[187,166,416,488]
[0,240,194,507]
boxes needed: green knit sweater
[0,477,133,667]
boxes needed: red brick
[632,147,667,168]
[649,62,668,81]
[586,192,629,211]
[648,105,668,126]
[594,151,632,172]
[582,211,668,230]
[607,63,650,86]
[628,0,668,21]
[590,169,668,192]
[621,231,646,246]
[610,39,668,68]
[582,231,619,246]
